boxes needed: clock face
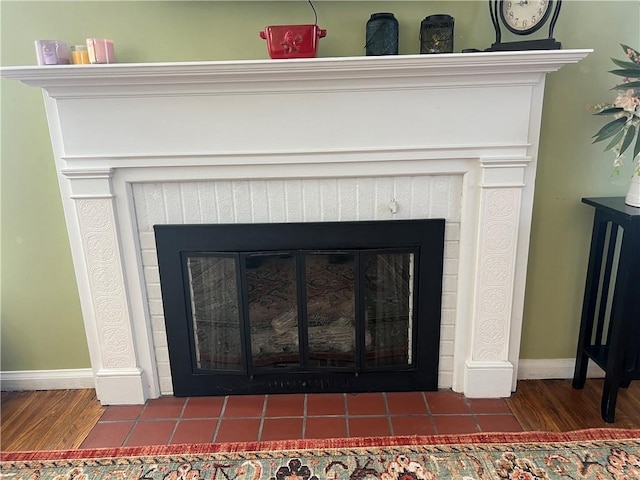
[500,0,553,35]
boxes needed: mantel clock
[487,0,562,51]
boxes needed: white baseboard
[0,368,95,391]
[95,367,146,405]
[464,360,513,397]
[517,358,605,380]
[0,360,604,393]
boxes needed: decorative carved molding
[472,186,521,362]
[75,198,135,369]
[78,201,111,231]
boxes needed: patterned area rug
[2,429,639,480]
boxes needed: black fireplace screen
[155,220,445,396]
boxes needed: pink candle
[86,38,115,64]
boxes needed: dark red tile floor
[81,391,522,448]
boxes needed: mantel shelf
[1,50,592,92]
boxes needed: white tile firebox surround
[133,176,462,395]
[1,50,590,404]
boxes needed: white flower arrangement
[592,44,640,175]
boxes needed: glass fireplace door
[362,251,415,368]
[244,252,300,370]
[305,252,357,369]
[186,250,415,375]
[186,255,244,372]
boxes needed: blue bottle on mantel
[365,13,399,56]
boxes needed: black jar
[365,13,399,56]
[420,14,454,54]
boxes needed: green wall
[1,1,638,372]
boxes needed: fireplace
[155,220,445,395]
[1,50,590,403]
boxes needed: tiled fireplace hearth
[2,50,590,404]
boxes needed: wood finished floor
[1,379,639,451]
[505,379,640,431]
[0,389,105,451]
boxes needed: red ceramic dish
[259,24,327,59]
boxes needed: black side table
[573,197,640,423]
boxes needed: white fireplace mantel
[2,50,590,404]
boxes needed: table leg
[573,212,607,389]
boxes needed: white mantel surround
[2,50,590,404]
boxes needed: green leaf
[604,128,625,151]
[611,58,640,70]
[592,117,627,142]
[609,68,640,78]
[612,81,640,90]
[619,125,636,154]
[634,129,640,159]
[595,107,624,115]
